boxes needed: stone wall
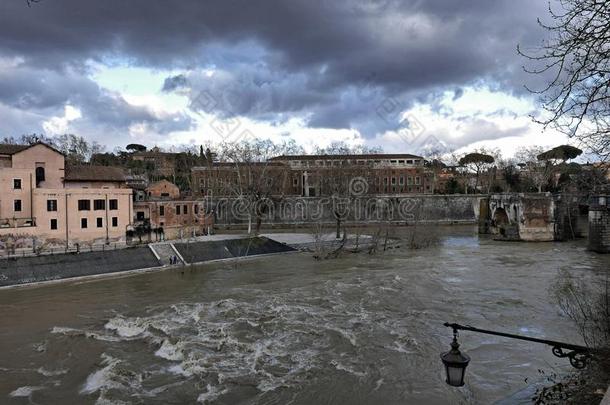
[484,193,588,242]
[486,193,556,241]
[589,196,610,253]
[209,194,484,227]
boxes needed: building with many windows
[0,142,133,250]
[192,153,435,198]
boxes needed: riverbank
[0,236,298,289]
[0,231,406,288]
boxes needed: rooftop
[268,153,424,161]
[0,142,64,156]
[64,165,127,182]
[0,144,30,155]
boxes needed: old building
[133,179,213,240]
[130,147,179,177]
[191,153,435,198]
[269,154,434,196]
[146,179,181,200]
[0,143,133,251]
[191,162,291,197]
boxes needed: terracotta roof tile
[0,144,30,155]
[64,165,126,182]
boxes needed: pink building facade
[0,143,133,252]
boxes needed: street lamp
[441,322,593,388]
[440,326,470,387]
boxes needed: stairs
[149,243,185,266]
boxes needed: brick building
[146,179,180,200]
[130,147,178,177]
[133,178,213,240]
[191,154,435,198]
[269,153,434,196]
[191,162,291,197]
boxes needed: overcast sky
[0,0,569,157]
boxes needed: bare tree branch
[520,0,610,160]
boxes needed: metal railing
[1,241,131,259]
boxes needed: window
[406,159,413,164]
[415,176,421,185]
[176,205,181,215]
[97,218,103,228]
[391,177,396,185]
[35,167,45,184]
[112,217,118,227]
[50,219,57,230]
[159,206,165,216]
[407,177,413,185]
[109,199,118,210]
[183,205,188,215]
[81,218,88,229]
[13,179,21,189]
[14,200,22,212]
[94,199,106,210]
[136,211,145,221]
[78,199,91,211]
[161,192,170,197]
[399,176,405,185]
[47,199,58,211]
[195,204,199,214]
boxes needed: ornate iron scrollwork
[552,346,590,369]
[444,323,593,370]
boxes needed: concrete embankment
[173,236,295,263]
[0,236,296,288]
[0,246,159,287]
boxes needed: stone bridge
[480,193,588,242]
[484,193,556,241]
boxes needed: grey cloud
[0,64,193,142]
[0,0,557,147]
[162,74,188,92]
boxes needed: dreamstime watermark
[202,177,423,223]
[357,72,454,156]
[190,89,256,145]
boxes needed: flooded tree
[216,139,292,235]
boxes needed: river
[0,226,607,404]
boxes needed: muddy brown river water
[0,226,608,404]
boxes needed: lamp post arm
[444,322,593,369]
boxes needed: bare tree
[516,146,553,193]
[540,269,610,403]
[312,157,373,239]
[216,139,291,234]
[520,0,610,159]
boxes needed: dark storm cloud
[0,64,193,140]
[0,0,553,140]
[162,74,188,93]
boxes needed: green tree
[458,152,495,193]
